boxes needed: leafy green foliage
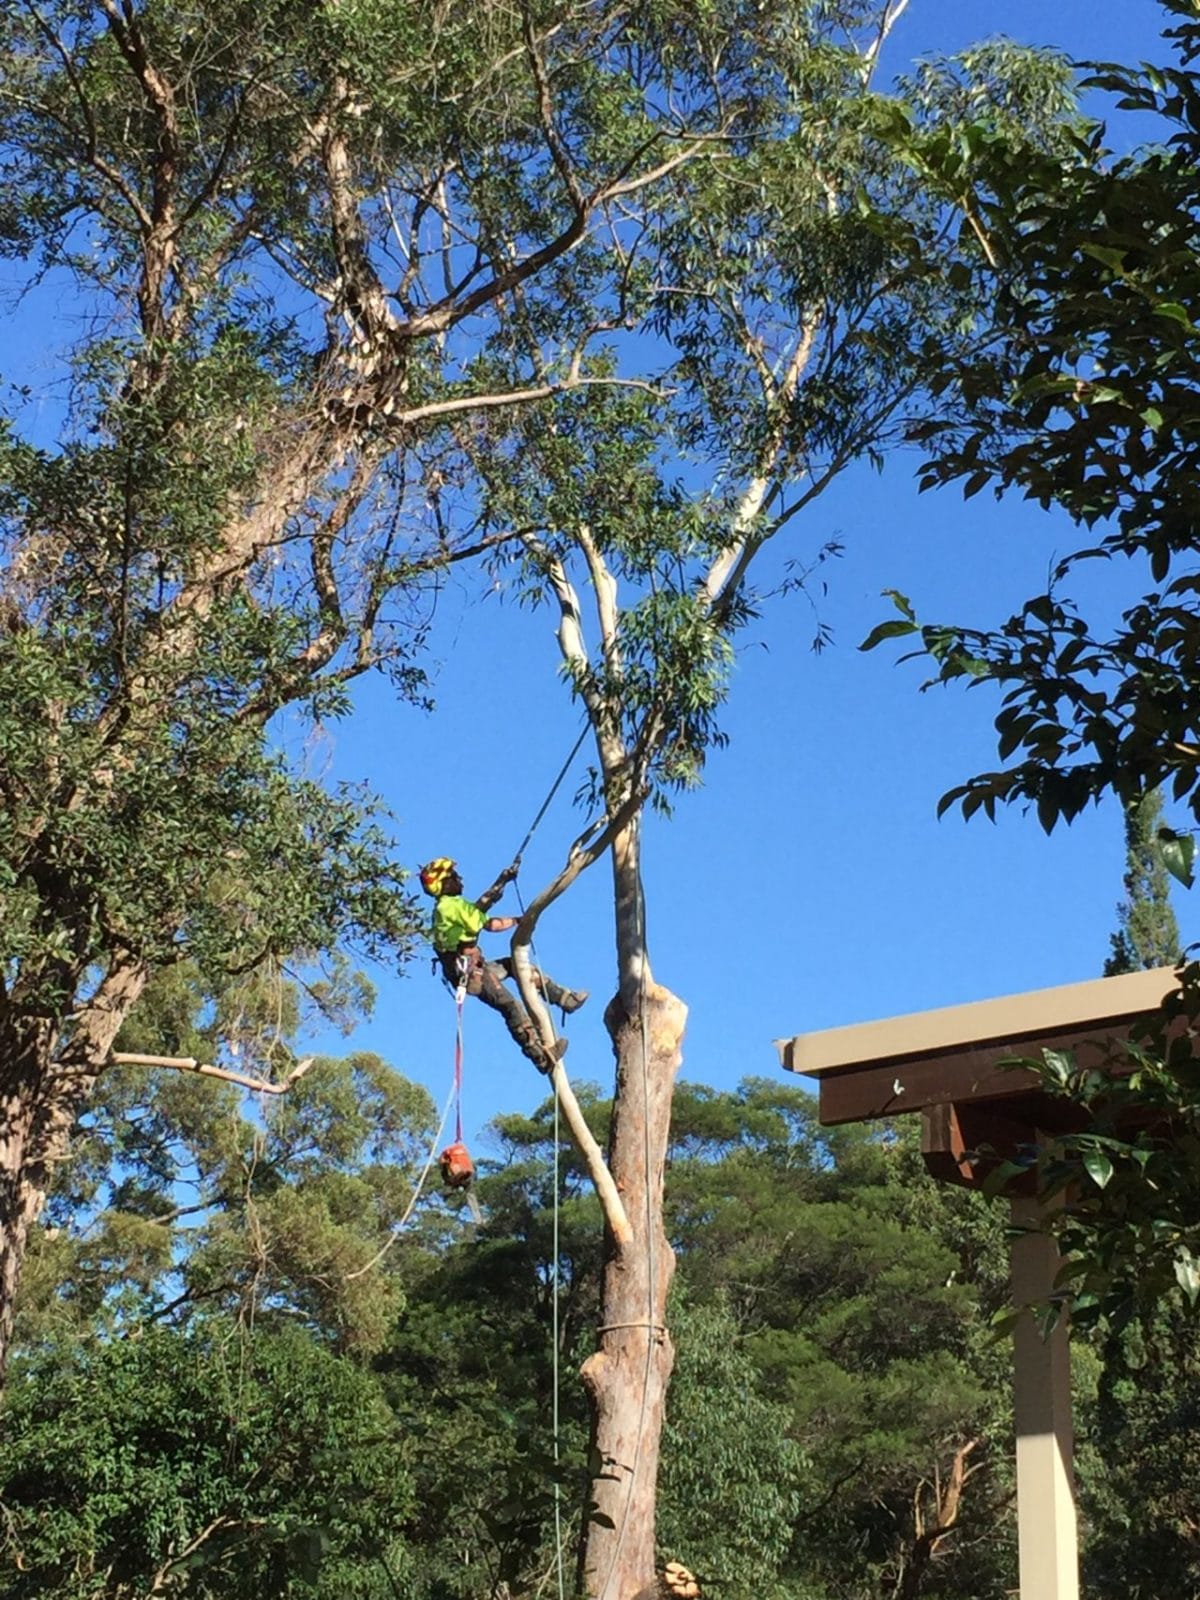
[658,1294,810,1600]
[1079,1306,1200,1598]
[0,1320,411,1599]
[663,1081,1016,1598]
[862,2,1200,1324]
[867,2,1200,837]
[991,970,1200,1324]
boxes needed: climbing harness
[439,960,476,1191]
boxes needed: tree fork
[579,981,686,1600]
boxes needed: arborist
[420,857,588,1073]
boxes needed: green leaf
[859,618,919,651]
[1174,1249,1200,1304]
[1154,301,1193,326]
[1041,1048,1076,1088]
[1079,242,1128,271]
[880,589,916,621]
[1082,1150,1114,1189]
[1158,830,1195,888]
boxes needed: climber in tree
[420,857,588,1072]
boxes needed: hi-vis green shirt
[431,894,488,954]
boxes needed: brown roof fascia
[775,967,1182,1128]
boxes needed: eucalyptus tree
[0,0,802,1392]
[444,15,1076,1593]
[0,1,1081,1592]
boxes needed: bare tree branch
[20,0,152,230]
[859,0,913,85]
[108,1052,316,1096]
[506,784,651,1249]
[523,0,586,212]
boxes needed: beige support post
[1010,1197,1079,1600]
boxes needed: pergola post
[1010,1197,1078,1600]
[775,967,1180,1600]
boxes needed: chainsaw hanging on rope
[439,1141,474,1189]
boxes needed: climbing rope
[505,871,568,1600]
[455,973,466,1141]
[511,805,658,1600]
[551,1038,567,1600]
[508,722,590,871]
[439,964,478,1196]
[344,1076,457,1280]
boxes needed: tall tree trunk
[0,957,147,1385]
[579,977,686,1600]
[0,1014,55,1386]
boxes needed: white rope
[552,1042,566,1600]
[512,876,569,1600]
[344,1076,457,1281]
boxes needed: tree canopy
[0,0,1108,1591]
[864,0,1200,1322]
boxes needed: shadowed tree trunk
[0,956,148,1382]
[579,975,686,1598]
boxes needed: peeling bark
[0,956,147,1382]
[579,980,686,1600]
[0,1015,53,1385]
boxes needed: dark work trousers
[438,948,567,1072]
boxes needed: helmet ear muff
[420,857,456,896]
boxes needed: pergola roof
[774,965,1178,1130]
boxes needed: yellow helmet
[419,857,457,896]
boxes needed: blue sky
[299,0,1179,1146]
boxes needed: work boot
[559,989,589,1014]
[538,1036,569,1075]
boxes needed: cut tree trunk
[579,979,687,1600]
